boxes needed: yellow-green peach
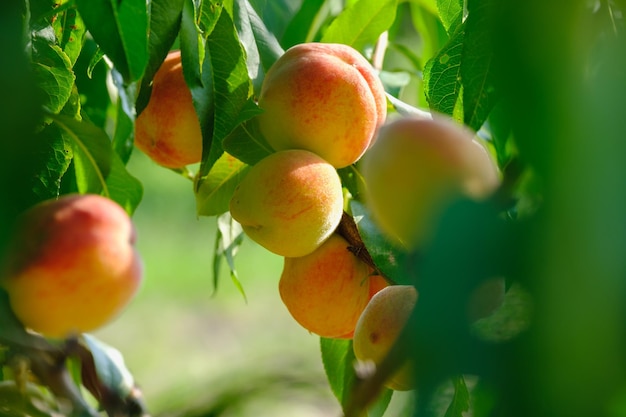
[360,115,500,249]
[229,149,344,258]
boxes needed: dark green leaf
[135,0,185,115]
[31,37,75,114]
[444,375,470,417]
[437,0,463,34]
[462,0,498,131]
[423,23,464,116]
[50,113,112,196]
[76,0,148,82]
[321,0,398,51]
[53,5,86,67]
[321,337,357,408]
[199,9,254,176]
[281,0,325,48]
[109,68,139,162]
[221,112,273,166]
[349,200,408,284]
[82,334,135,400]
[195,153,249,216]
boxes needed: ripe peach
[279,234,371,338]
[229,149,344,258]
[353,285,418,391]
[257,43,387,168]
[368,274,389,298]
[360,115,501,249]
[0,194,143,339]
[135,50,202,168]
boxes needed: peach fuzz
[229,149,344,258]
[360,115,501,249]
[353,285,418,391]
[279,234,371,338]
[1,194,143,339]
[257,43,387,168]
[135,50,202,168]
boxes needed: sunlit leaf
[196,153,249,216]
[437,0,463,34]
[49,112,112,196]
[53,5,86,66]
[31,38,75,114]
[423,23,465,116]
[321,0,398,51]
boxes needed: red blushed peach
[257,43,387,168]
[135,50,203,168]
[1,194,143,339]
[279,234,371,338]
[229,149,344,258]
[360,115,501,249]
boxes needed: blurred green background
[93,149,340,416]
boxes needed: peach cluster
[0,194,143,339]
[229,42,388,339]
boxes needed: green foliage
[2,0,626,416]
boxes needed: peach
[360,115,501,249]
[229,149,344,258]
[135,50,203,168]
[257,43,387,168]
[353,285,418,391]
[279,234,371,338]
[0,194,143,338]
[368,274,389,298]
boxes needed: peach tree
[1,1,625,417]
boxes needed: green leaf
[349,200,408,284]
[109,68,139,162]
[105,153,143,215]
[423,22,464,116]
[321,0,398,51]
[53,5,87,67]
[437,0,463,34]
[367,388,393,417]
[31,38,75,114]
[244,1,284,74]
[281,0,326,48]
[213,212,246,299]
[135,0,185,115]
[82,334,135,400]
[31,123,73,201]
[321,337,357,408]
[195,153,249,216]
[50,113,113,196]
[444,375,471,417]
[200,9,255,176]
[76,0,148,82]
[462,0,498,131]
[221,110,273,166]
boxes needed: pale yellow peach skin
[360,115,501,249]
[279,234,371,338]
[229,149,344,258]
[257,43,387,168]
[135,50,202,168]
[1,194,143,339]
[353,285,418,391]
